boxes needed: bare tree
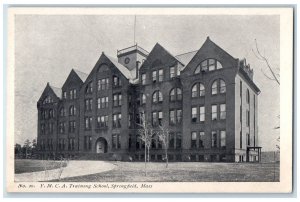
[137,112,155,176]
[252,39,280,85]
[157,121,170,168]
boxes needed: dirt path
[15,160,116,182]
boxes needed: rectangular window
[97,98,101,109]
[152,112,157,126]
[112,134,121,149]
[113,94,118,107]
[170,110,175,125]
[211,105,217,120]
[85,117,92,130]
[211,131,218,148]
[63,91,67,99]
[158,111,163,126]
[176,133,182,149]
[170,66,175,78]
[141,73,146,85]
[199,132,205,148]
[106,78,109,89]
[220,131,226,148]
[152,71,157,83]
[105,97,109,108]
[192,107,198,122]
[118,94,122,106]
[246,110,250,126]
[220,104,226,120]
[177,109,182,124]
[191,132,197,148]
[158,69,163,82]
[246,133,250,146]
[113,93,122,107]
[199,106,205,122]
[70,90,73,100]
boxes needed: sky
[14,14,280,151]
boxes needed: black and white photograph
[5,7,293,193]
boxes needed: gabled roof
[49,85,61,98]
[154,43,184,66]
[104,53,134,81]
[175,50,198,67]
[73,69,88,82]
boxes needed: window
[199,106,205,122]
[192,107,198,123]
[141,94,146,104]
[212,80,218,95]
[69,105,76,116]
[152,112,157,126]
[170,89,175,101]
[158,111,163,126]
[85,82,93,94]
[192,84,198,98]
[220,79,226,93]
[98,78,109,90]
[170,110,175,125]
[113,76,122,87]
[113,93,122,107]
[192,83,205,98]
[170,88,182,101]
[69,121,76,133]
[211,105,217,120]
[199,59,223,72]
[59,108,65,117]
[97,115,108,128]
[85,117,92,130]
[169,133,175,149]
[152,71,157,83]
[199,132,205,148]
[141,73,146,85]
[176,133,182,149]
[158,69,164,82]
[68,138,75,151]
[97,98,101,109]
[191,132,197,148]
[63,91,67,99]
[112,134,121,149]
[59,122,65,134]
[194,65,201,74]
[85,99,92,111]
[246,89,250,104]
[211,131,218,148]
[220,131,226,148]
[152,91,163,103]
[170,66,176,78]
[246,110,250,127]
[49,123,54,134]
[70,89,77,99]
[84,136,92,150]
[177,109,182,124]
[49,109,54,118]
[220,104,226,120]
[113,113,122,128]
[246,133,250,146]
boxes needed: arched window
[170,89,175,101]
[194,65,201,74]
[192,84,198,98]
[198,59,223,73]
[211,80,218,95]
[153,91,163,103]
[199,84,205,96]
[170,88,182,101]
[220,79,226,93]
[158,91,163,102]
[177,88,182,100]
[246,89,250,104]
[192,83,205,98]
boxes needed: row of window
[40,138,76,151]
[85,76,122,94]
[41,109,55,120]
[62,89,77,100]
[191,130,226,149]
[43,96,54,104]
[194,59,223,74]
[140,66,180,85]
[191,104,226,122]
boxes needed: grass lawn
[61,161,280,182]
[15,159,67,174]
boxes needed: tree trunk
[147,146,150,162]
[144,144,147,176]
[165,149,168,168]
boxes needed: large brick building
[37,37,261,162]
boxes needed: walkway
[15,160,116,182]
